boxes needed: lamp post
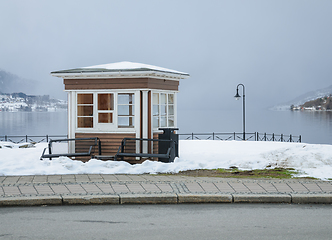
[234,84,245,140]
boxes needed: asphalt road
[0,204,332,240]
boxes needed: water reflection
[178,109,332,144]
[0,112,67,136]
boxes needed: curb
[290,193,332,204]
[177,193,232,203]
[233,194,291,204]
[1,193,332,207]
[0,196,62,206]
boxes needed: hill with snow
[272,85,332,110]
[0,69,37,95]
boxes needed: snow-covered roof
[51,61,189,80]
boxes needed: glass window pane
[118,93,134,104]
[153,116,159,128]
[98,113,113,123]
[77,106,93,116]
[153,93,159,105]
[160,116,167,127]
[118,105,134,116]
[77,94,93,104]
[161,93,166,104]
[153,105,159,116]
[118,117,134,128]
[168,94,174,104]
[98,94,113,110]
[78,117,93,128]
[168,105,174,115]
[161,105,167,116]
[168,116,174,127]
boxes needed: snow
[0,140,332,180]
[83,61,189,75]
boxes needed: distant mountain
[272,85,332,110]
[0,69,37,94]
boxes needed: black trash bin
[158,128,179,163]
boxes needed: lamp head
[234,89,241,100]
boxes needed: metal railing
[0,135,68,144]
[178,132,301,142]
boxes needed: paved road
[1,204,332,240]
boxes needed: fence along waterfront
[0,132,301,144]
[0,135,68,144]
[178,132,301,142]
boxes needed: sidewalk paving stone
[213,182,235,193]
[2,176,20,184]
[287,182,309,192]
[140,183,161,193]
[258,182,278,192]
[0,176,5,183]
[81,184,103,194]
[184,182,204,192]
[50,185,70,194]
[243,183,266,193]
[111,183,130,193]
[197,182,220,193]
[17,176,34,183]
[33,176,48,183]
[316,183,332,192]
[3,186,21,195]
[302,183,323,192]
[95,183,115,194]
[18,185,38,195]
[155,183,173,192]
[126,183,146,193]
[228,182,250,192]
[34,185,54,195]
[65,184,87,194]
[1,174,332,206]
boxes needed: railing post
[192,133,194,140]
[281,134,283,142]
[26,135,28,142]
[264,133,266,141]
[299,135,301,143]
[272,133,275,141]
[213,132,215,140]
[234,132,236,140]
[46,135,49,142]
[5,135,7,141]
[290,134,292,142]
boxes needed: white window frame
[74,90,140,133]
[152,91,177,131]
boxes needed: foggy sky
[1,0,332,111]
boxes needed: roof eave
[51,70,190,80]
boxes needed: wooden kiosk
[51,61,189,162]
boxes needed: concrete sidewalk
[1,174,332,206]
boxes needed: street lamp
[234,84,245,140]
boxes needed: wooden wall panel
[64,78,179,91]
[75,133,136,162]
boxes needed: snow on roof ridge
[82,61,188,75]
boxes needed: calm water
[178,109,332,144]
[0,109,331,144]
[0,111,67,136]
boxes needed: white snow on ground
[0,140,332,180]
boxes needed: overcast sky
[1,0,332,111]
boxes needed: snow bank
[0,140,332,180]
